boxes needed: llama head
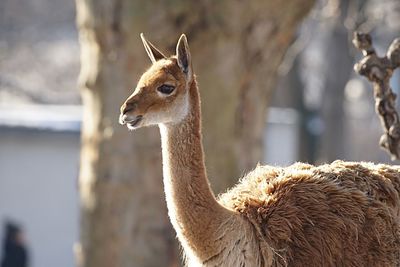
[119,33,193,130]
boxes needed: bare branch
[353,32,400,160]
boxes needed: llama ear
[176,34,192,78]
[140,33,167,63]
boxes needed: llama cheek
[142,111,169,126]
[165,92,190,124]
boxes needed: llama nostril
[123,106,134,114]
[122,102,137,115]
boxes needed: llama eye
[157,84,175,95]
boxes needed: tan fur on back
[218,161,400,266]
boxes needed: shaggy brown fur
[120,34,400,267]
[219,161,400,266]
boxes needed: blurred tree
[75,0,315,266]
[317,0,353,162]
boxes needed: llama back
[219,161,400,266]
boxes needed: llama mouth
[126,115,143,128]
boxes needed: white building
[0,105,81,267]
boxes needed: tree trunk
[317,0,353,162]
[75,1,315,266]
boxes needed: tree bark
[75,1,315,266]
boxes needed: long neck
[159,77,232,259]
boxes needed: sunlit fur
[219,161,400,266]
[120,34,400,266]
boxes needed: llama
[119,33,400,266]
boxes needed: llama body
[219,161,400,266]
[119,34,400,266]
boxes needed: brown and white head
[119,33,193,130]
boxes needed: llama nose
[121,101,137,115]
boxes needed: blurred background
[0,0,399,266]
